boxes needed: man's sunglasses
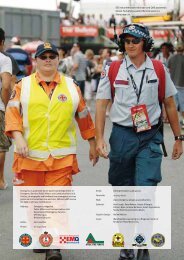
[38,54,58,60]
[124,38,143,44]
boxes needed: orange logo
[39,232,53,247]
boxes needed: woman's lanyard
[125,58,146,104]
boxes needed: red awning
[60,25,98,37]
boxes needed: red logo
[59,235,79,244]
[39,231,53,247]
[58,94,67,102]
[19,233,32,247]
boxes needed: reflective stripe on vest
[17,74,80,160]
[7,101,20,108]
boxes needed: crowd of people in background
[1,27,184,122]
[57,44,125,112]
[61,13,128,27]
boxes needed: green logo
[86,233,104,246]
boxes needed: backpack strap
[152,59,167,157]
[151,59,165,102]
[108,60,122,102]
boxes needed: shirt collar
[35,71,61,84]
[125,54,154,70]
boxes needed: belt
[113,123,160,130]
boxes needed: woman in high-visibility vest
[5,42,98,260]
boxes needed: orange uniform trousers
[13,167,73,186]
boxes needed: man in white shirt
[0,29,12,189]
[96,23,183,260]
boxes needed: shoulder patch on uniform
[10,90,16,100]
[100,70,106,79]
[73,79,79,86]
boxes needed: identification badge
[131,104,151,132]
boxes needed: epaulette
[16,79,22,84]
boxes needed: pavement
[0,105,184,260]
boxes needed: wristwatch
[175,135,184,141]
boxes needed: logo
[100,70,106,79]
[151,233,165,247]
[44,42,52,49]
[39,231,53,247]
[58,94,67,102]
[112,233,124,247]
[128,25,135,30]
[19,233,32,247]
[86,233,104,246]
[132,234,147,247]
[60,235,79,244]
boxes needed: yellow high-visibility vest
[18,73,80,160]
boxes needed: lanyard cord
[125,58,146,104]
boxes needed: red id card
[131,104,151,132]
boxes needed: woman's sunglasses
[38,54,57,60]
[124,38,143,44]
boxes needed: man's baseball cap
[119,23,150,39]
[35,42,59,58]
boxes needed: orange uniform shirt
[5,72,95,174]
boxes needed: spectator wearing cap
[5,42,98,260]
[155,42,173,67]
[71,43,87,96]
[168,43,184,129]
[6,36,31,80]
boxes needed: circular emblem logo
[19,233,32,247]
[112,233,124,247]
[58,94,67,102]
[134,234,145,245]
[39,231,53,247]
[151,233,165,247]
